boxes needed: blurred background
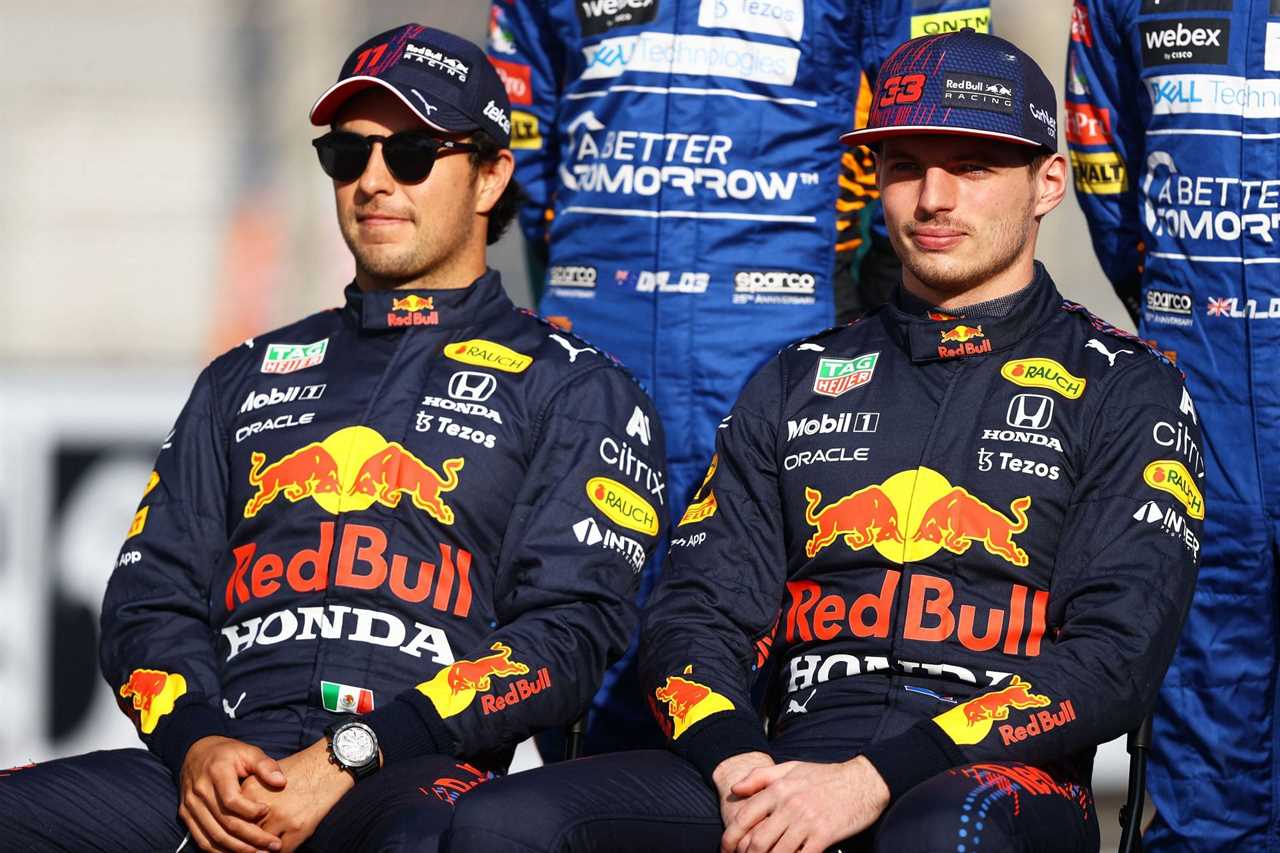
[0,0,1138,845]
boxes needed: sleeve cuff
[363,693,448,765]
[670,712,771,786]
[151,701,228,780]
[860,721,963,802]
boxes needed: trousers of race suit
[442,748,1100,853]
[0,747,491,853]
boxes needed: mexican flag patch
[321,680,374,714]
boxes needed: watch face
[333,725,377,766]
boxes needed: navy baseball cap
[841,29,1058,152]
[310,24,512,148]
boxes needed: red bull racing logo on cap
[804,467,1031,567]
[118,668,187,734]
[244,426,463,524]
[417,642,549,718]
[932,676,1068,746]
[654,665,736,739]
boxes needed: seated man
[445,29,1202,853]
[0,23,666,853]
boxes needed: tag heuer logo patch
[261,339,329,374]
[814,352,879,397]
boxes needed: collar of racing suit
[342,268,512,331]
[882,261,1060,364]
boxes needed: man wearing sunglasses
[0,23,665,853]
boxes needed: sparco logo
[942,73,1014,114]
[1140,19,1230,66]
[1147,289,1192,315]
[734,270,816,294]
[576,0,658,37]
[483,100,510,134]
[549,265,598,288]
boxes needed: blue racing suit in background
[1066,0,1280,848]
[487,0,993,752]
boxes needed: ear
[1033,153,1068,218]
[475,149,515,215]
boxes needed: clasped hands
[179,736,353,853]
[712,751,891,853]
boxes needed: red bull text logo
[389,294,439,327]
[938,325,992,358]
[803,468,1031,567]
[998,700,1077,745]
[118,668,187,734]
[653,665,736,739]
[785,573,1048,657]
[933,676,1059,745]
[1143,460,1204,520]
[244,426,463,524]
[417,642,534,718]
[225,521,474,617]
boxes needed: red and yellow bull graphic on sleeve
[417,642,550,718]
[118,668,187,734]
[654,665,736,739]
[804,467,1030,567]
[933,675,1077,747]
[244,426,463,524]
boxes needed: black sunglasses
[312,130,478,183]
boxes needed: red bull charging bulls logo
[244,426,463,524]
[804,467,1031,567]
[118,668,187,734]
[417,643,550,718]
[932,675,1060,746]
[653,665,736,739]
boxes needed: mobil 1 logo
[576,0,658,37]
[1140,18,1230,66]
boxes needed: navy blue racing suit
[487,0,993,752]
[1066,1,1280,847]
[0,271,666,851]
[444,265,1201,852]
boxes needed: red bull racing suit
[1066,1,1280,847]
[444,265,1202,851]
[0,270,666,851]
[487,0,993,752]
